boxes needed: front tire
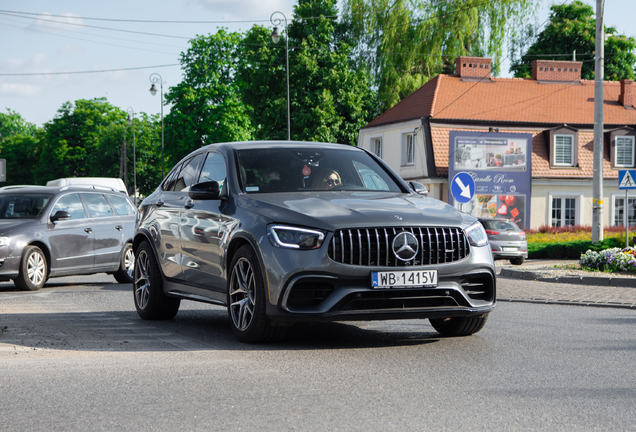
[133,241,180,320]
[429,314,489,336]
[227,245,285,343]
[14,245,47,291]
[114,243,134,283]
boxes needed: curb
[498,268,636,288]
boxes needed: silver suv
[0,186,136,290]
[133,141,496,343]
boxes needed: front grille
[337,289,459,311]
[328,227,470,267]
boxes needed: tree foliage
[509,1,636,80]
[343,0,535,111]
[164,29,253,165]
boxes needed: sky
[0,0,634,128]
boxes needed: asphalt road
[1,274,636,431]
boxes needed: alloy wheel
[229,257,256,332]
[27,251,46,286]
[134,250,151,310]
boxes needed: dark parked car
[478,218,528,265]
[133,141,496,343]
[0,186,136,290]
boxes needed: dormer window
[546,126,579,169]
[554,134,575,166]
[609,128,636,168]
[615,136,635,167]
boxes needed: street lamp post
[127,107,137,206]
[149,73,165,179]
[270,11,290,141]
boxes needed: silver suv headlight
[465,221,489,247]
[0,237,10,247]
[267,225,326,250]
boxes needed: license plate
[502,247,518,252]
[372,270,438,288]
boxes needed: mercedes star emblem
[392,231,419,261]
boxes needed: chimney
[455,57,492,79]
[619,79,634,108]
[531,60,582,82]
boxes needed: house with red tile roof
[358,56,636,229]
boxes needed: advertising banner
[448,131,532,229]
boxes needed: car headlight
[0,237,10,247]
[465,222,489,247]
[267,225,326,250]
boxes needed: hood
[0,219,38,235]
[238,191,468,231]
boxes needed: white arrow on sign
[455,177,471,198]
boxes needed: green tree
[0,109,40,185]
[0,109,37,140]
[164,29,253,165]
[344,0,535,111]
[238,0,376,144]
[37,98,126,183]
[510,1,636,80]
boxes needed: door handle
[184,200,195,209]
[84,228,93,233]
[115,226,123,231]
[156,200,165,207]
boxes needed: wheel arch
[26,240,51,276]
[225,232,269,297]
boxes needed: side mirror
[188,181,221,200]
[51,210,71,223]
[409,181,429,196]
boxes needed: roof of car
[0,185,125,195]
[201,140,361,152]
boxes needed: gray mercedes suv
[133,141,495,343]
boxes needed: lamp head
[149,83,157,96]
[271,26,281,44]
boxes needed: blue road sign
[451,172,475,204]
[618,170,636,190]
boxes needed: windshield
[237,147,403,193]
[481,220,520,231]
[0,194,53,219]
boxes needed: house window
[554,134,574,166]
[614,197,636,226]
[371,137,382,159]
[402,133,415,166]
[551,197,577,227]
[615,136,635,167]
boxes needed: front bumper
[260,240,496,322]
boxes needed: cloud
[188,0,294,23]
[30,12,85,34]
[0,82,42,97]
[58,44,86,55]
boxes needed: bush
[528,238,626,259]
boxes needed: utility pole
[592,0,605,243]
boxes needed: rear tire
[429,313,489,336]
[133,241,180,320]
[227,245,285,343]
[510,256,525,265]
[14,246,47,291]
[114,243,134,283]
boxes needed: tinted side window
[174,153,205,192]
[163,163,184,192]
[82,194,115,218]
[51,194,86,220]
[198,152,227,189]
[108,194,136,216]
